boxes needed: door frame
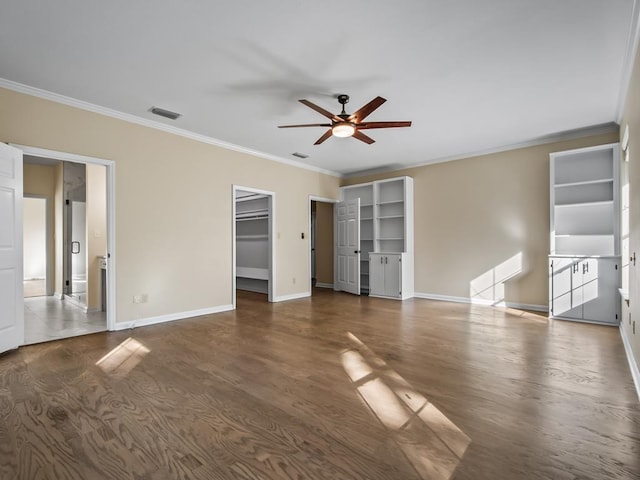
[23,194,52,296]
[308,195,338,293]
[232,185,275,306]
[13,144,116,332]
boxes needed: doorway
[309,196,337,294]
[23,196,48,298]
[233,186,275,306]
[19,146,115,344]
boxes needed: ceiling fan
[278,94,411,145]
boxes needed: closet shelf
[236,267,269,280]
[376,199,404,205]
[236,215,268,222]
[378,215,404,219]
[236,234,268,240]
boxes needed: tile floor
[24,295,106,345]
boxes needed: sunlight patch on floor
[341,332,470,480]
[96,337,150,376]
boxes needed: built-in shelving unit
[340,176,414,299]
[549,143,621,325]
[550,146,618,256]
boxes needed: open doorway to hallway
[310,198,335,294]
[23,196,48,298]
[23,155,108,344]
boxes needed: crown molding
[343,122,620,179]
[0,78,341,178]
[617,0,640,122]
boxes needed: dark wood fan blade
[314,129,334,145]
[357,121,412,129]
[348,96,386,123]
[299,99,342,122]
[352,130,375,144]
[278,123,332,128]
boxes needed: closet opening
[309,197,336,294]
[233,186,275,305]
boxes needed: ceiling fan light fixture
[332,122,355,138]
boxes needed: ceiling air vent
[292,152,309,159]
[149,106,181,120]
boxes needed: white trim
[0,78,340,178]
[13,144,117,332]
[549,141,620,159]
[315,282,334,289]
[620,325,640,401]
[413,292,548,312]
[233,185,275,305]
[617,0,640,122]
[114,304,234,331]
[342,123,620,178]
[273,292,310,302]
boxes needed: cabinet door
[582,258,620,324]
[369,254,385,296]
[550,257,576,317]
[383,254,401,297]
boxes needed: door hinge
[65,199,70,205]
[616,313,618,320]
[65,280,69,286]
[615,264,618,270]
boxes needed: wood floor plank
[1,289,639,479]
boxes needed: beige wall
[23,163,56,294]
[620,39,640,376]
[314,201,334,286]
[86,163,107,310]
[344,132,618,309]
[0,87,340,325]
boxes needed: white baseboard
[413,292,548,312]
[114,304,234,331]
[620,325,640,402]
[273,292,310,302]
[315,283,334,289]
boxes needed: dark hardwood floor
[1,289,639,479]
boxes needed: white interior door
[0,143,24,353]
[335,199,360,295]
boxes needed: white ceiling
[1,1,637,176]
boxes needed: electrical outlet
[133,295,142,304]
[141,294,148,303]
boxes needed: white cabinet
[549,256,620,324]
[340,177,414,299]
[549,143,621,324]
[369,253,405,299]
